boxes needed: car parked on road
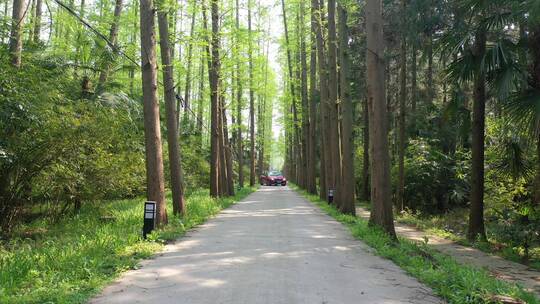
[260,171,287,186]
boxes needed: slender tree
[183,4,197,129]
[299,0,310,192]
[9,0,25,67]
[338,3,355,215]
[365,0,396,238]
[157,8,186,216]
[361,97,370,201]
[206,0,221,197]
[248,0,256,186]
[327,0,340,205]
[33,0,42,43]
[140,0,167,225]
[468,26,487,241]
[98,0,124,87]
[397,0,407,211]
[306,0,318,195]
[235,0,244,188]
[314,0,330,201]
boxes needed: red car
[260,171,287,186]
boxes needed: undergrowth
[0,187,255,303]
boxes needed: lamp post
[143,201,156,239]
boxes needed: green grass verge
[293,186,538,304]
[393,207,540,271]
[0,187,256,303]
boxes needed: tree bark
[314,0,331,202]
[140,0,167,225]
[158,10,186,216]
[366,0,396,238]
[468,27,487,242]
[197,50,205,144]
[327,0,340,206]
[426,8,434,107]
[397,0,407,211]
[535,133,540,207]
[33,0,41,43]
[204,0,220,197]
[98,0,124,87]
[129,2,137,95]
[361,97,370,201]
[338,4,355,215]
[235,0,244,188]
[221,95,234,196]
[307,0,318,195]
[9,0,25,67]
[248,0,256,187]
[299,4,309,190]
[183,7,197,130]
[410,41,417,136]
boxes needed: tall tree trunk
[183,7,197,130]
[426,7,434,106]
[366,0,396,238]
[397,0,407,211]
[535,133,540,207]
[468,28,487,242]
[33,0,41,42]
[204,0,220,197]
[9,0,25,67]
[531,28,540,207]
[140,0,167,225]
[158,10,186,216]
[410,41,417,136]
[293,28,303,188]
[197,52,205,147]
[314,0,332,202]
[129,2,138,95]
[281,0,299,184]
[98,0,124,87]
[361,97,370,201]
[327,0,340,206]
[235,0,244,188]
[259,36,270,177]
[299,1,309,191]
[223,106,235,196]
[248,0,256,186]
[219,94,233,196]
[307,0,317,195]
[338,4,355,215]
[3,0,9,43]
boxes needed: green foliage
[293,186,538,304]
[0,53,146,233]
[392,138,470,212]
[489,204,540,262]
[0,187,256,303]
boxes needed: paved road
[91,186,442,304]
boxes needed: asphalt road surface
[91,186,442,304]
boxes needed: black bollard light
[328,189,334,204]
[143,201,156,239]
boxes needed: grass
[392,207,540,270]
[0,187,256,304]
[293,185,539,304]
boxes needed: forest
[1,0,540,302]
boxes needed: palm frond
[493,135,533,179]
[502,89,540,139]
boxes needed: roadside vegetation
[0,187,255,304]
[394,207,540,270]
[294,186,539,304]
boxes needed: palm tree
[444,0,524,241]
